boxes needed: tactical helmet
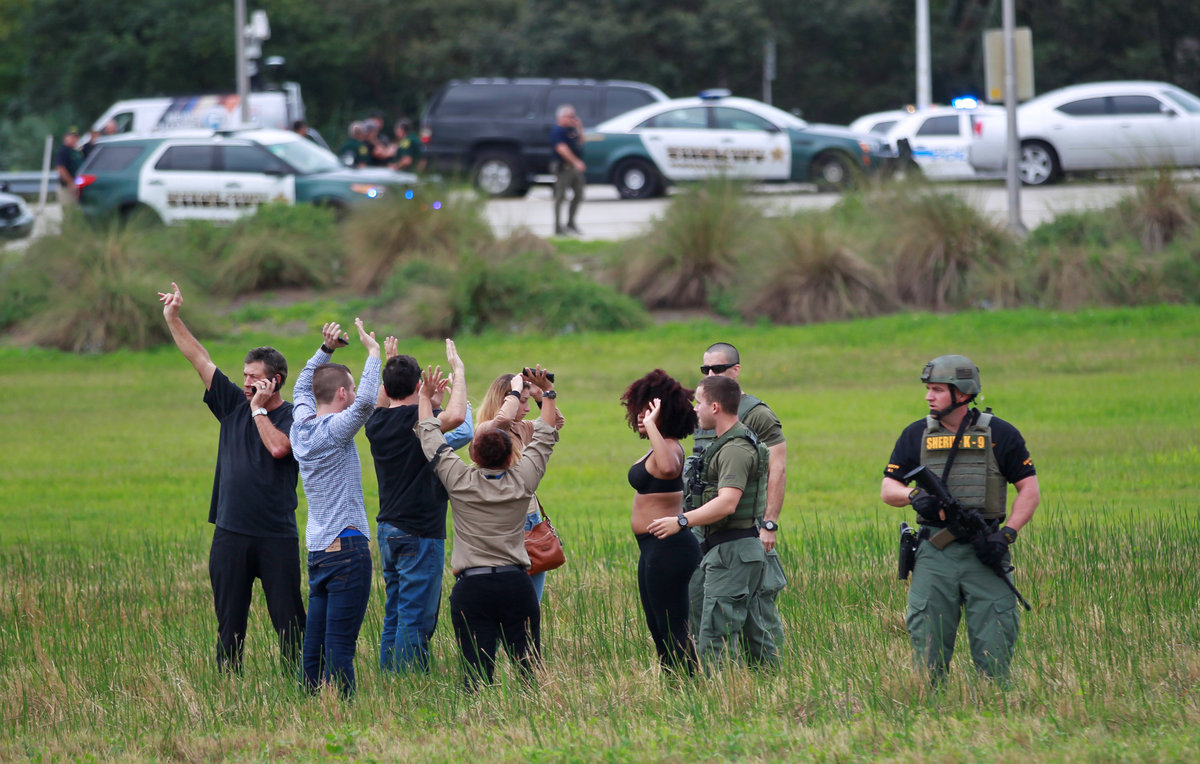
[920,355,981,396]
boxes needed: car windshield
[260,136,342,174]
[1161,88,1200,114]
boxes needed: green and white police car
[584,91,896,198]
[76,128,417,223]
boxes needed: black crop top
[628,449,684,495]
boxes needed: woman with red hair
[621,369,700,674]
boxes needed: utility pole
[916,0,931,109]
[234,0,250,123]
[763,37,776,105]
[1002,0,1025,233]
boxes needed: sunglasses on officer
[700,362,736,375]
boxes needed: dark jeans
[636,531,702,674]
[449,570,540,691]
[302,535,372,699]
[377,522,444,673]
[209,527,305,673]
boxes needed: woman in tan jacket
[417,366,560,690]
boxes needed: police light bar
[951,96,980,110]
[698,89,731,100]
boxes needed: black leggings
[636,531,702,673]
[449,571,540,690]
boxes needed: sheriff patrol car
[76,128,417,224]
[583,91,895,198]
[883,99,1006,181]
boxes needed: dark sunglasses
[700,363,736,375]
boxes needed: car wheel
[1019,141,1059,186]
[613,158,662,199]
[811,152,859,192]
[473,152,526,197]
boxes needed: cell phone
[335,335,350,347]
[524,368,555,383]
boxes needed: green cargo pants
[906,538,1019,681]
[689,537,781,670]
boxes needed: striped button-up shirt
[290,348,381,552]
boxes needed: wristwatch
[543,390,557,399]
[252,407,269,418]
[761,520,779,532]
[676,513,689,528]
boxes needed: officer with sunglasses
[688,342,787,651]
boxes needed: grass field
[2,305,1199,761]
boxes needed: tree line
[1,0,1197,169]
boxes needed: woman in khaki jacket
[416,365,560,690]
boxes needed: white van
[90,83,306,136]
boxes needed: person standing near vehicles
[880,355,1039,683]
[648,375,779,670]
[157,281,305,675]
[55,128,83,206]
[551,104,585,236]
[291,319,381,699]
[367,337,473,673]
[388,119,425,173]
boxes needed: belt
[456,565,525,579]
[699,527,759,555]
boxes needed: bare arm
[881,475,913,507]
[760,441,787,552]
[646,487,741,539]
[376,336,398,408]
[523,365,559,430]
[438,339,467,433]
[641,398,683,478]
[158,282,216,389]
[1006,475,1040,531]
[249,377,291,458]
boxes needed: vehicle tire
[811,152,859,192]
[473,152,526,197]
[613,158,662,200]
[1019,141,1060,186]
[119,203,162,227]
[313,198,349,222]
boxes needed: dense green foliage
[1,309,1198,760]
[3,0,1200,168]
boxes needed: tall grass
[1,309,1199,760]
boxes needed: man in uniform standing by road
[648,375,779,670]
[551,104,585,236]
[158,282,305,674]
[690,342,787,648]
[880,355,1039,683]
[55,127,83,208]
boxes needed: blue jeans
[525,510,547,602]
[377,522,444,672]
[302,535,372,699]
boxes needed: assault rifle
[903,465,1032,611]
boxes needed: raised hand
[643,398,662,429]
[445,338,463,371]
[355,317,379,356]
[322,322,348,349]
[384,336,398,360]
[158,282,183,318]
[522,364,553,391]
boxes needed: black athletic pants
[636,531,702,674]
[209,527,306,673]
[449,571,540,690]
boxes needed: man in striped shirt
[290,318,381,699]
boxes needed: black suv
[421,78,667,196]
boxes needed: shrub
[9,217,201,352]
[1020,245,1136,310]
[613,178,761,309]
[737,214,892,324]
[1159,232,1200,303]
[207,203,342,295]
[878,189,1015,310]
[341,187,492,292]
[1117,171,1200,254]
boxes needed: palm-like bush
[1119,172,1199,254]
[738,214,891,324]
[614,178,760,309]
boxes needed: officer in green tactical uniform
[881,355,1040,682]
[649,375,779,669]
[688,342,787,650]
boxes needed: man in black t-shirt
[880,355,1040,683]
[159,282,305,673]
[367,336,471,673]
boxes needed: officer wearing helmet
[880,355,1040,683]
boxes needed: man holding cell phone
[158,281,306,676]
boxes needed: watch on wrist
[761,520,779,532]
[543,390,557,399]
[320,344,334,354]
[676,513,689,528]
[505,389,522,399]
[252,407,269,418]
[1001,525,1019,544]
